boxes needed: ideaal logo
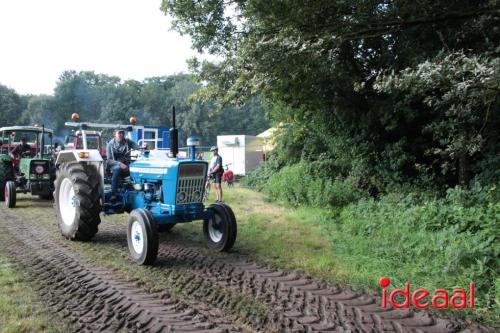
[379,276,474,309]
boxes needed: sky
[0,0,200,95]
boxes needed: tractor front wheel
[5,181,16,208]
[203,203,237,252]
[127,209,159,265]
[0,162,14,201]
[54,163,101,241]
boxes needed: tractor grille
[176,163,206,205]
[31,160,49,175]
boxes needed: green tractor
[0,126,56,208]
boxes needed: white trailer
[216,135,263,176]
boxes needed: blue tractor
[53,109,237,265]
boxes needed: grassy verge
[0,256,65,333]
[188,185,499,323]
[195,186,345,279]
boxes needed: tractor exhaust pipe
[39,124,45,158]
[169,106,179,158]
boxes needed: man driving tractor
[10,137,31,157]
[106,128,139,200]
[10,137,32,174]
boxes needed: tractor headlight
[193,191,201,201]
[43,174,50,179]
[35,165,45,174]
[177,191,186,203]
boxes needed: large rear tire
[54,162,101,241]
[203,203,237,252]
[127,209,159,265]
[5,181,16,208]
[0,162,14,201]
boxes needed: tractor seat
[103,163,133,186]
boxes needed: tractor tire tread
[55,162,101,241]
[203,203,237,252]
[218,203,237,250]
[0,161,14,201]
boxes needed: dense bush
[337,184,499,312]
[246,161,366,208]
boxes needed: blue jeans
[111,165,128,194]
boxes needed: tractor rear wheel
[127,209,159,265]
[203,203,237,252]
[5,181,16,208]
[0,162,14,201]
[54,162,101,241]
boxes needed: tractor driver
[106,128,139,199]
[10,137,32,158]
[10,137,32,174]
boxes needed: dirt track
[0,198,492,332]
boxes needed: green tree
[21,95,57,129]
[375,52,500,185]
[0,84,24,126]
[162,0,500,190]
[45,71,268,145]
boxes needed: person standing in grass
[209,146,223,202]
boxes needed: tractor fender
[56,150,103,165]
[0,154,12,162]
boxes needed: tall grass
[241,170,499,322]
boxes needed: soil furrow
[93,216,490,333]
[150,235,490,333]
[2,201,494,333]
[0,208,242,333]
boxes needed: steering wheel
[130,147,150,160]
[21,151,31,158]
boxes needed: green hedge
[248,161,366,208]
[335,185,499,314]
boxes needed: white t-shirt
[209,155,222,174]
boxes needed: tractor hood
[129,159,179,179]
[129,158,208,181]
[129,158,208,208]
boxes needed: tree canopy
[162,0,500,190]
[0,72,269,146]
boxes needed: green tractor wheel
[0,162,14,202]
[4,181,16,208]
